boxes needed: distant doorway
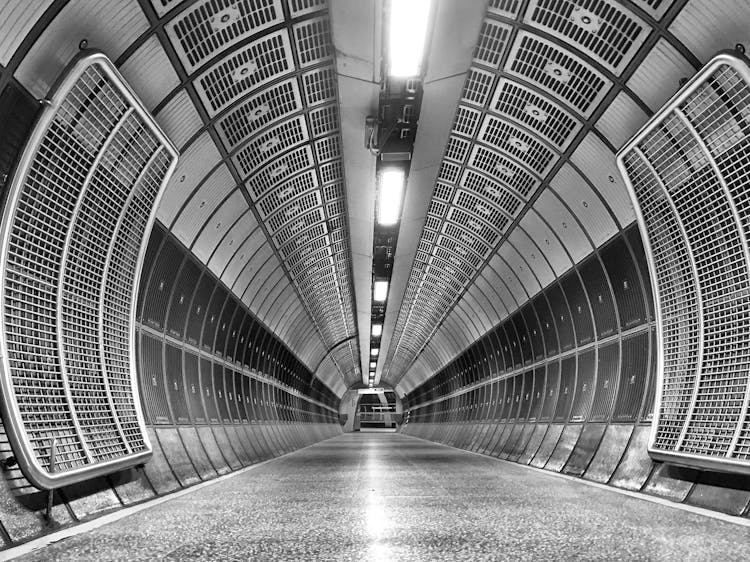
[356,390,398,432]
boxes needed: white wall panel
[240,252,278,307]
[517,209,572,276]
[15,0,148,97]
[156,133,222,225]
[533,190,592,263]
[119,35,179,111]
[253,266,286,317]
[595,91,649,150]
[480,265,519,315]
[207,210,257,276]
[232,244,274,297]
[473,271,510,320]
[570,135,635,228]
[221,228,266,289]
[550,163,618,246]
[670,0,750,63]
[266,284,298,332]
[627,38,695,113]
[462,285,494,333]
[507,228,555,289]
[494,248,535,303]
[172,165,235,248]
[0,0,54,65]
[155,90,204,151]
[194,192,248,265]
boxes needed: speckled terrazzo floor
[11,433,750,561]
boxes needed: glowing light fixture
[371,347,380,356]
[377,169,405,225]
[370,361,377,369]
[373,280,389,302]
[371,323,383,337]
[388,0,432,77]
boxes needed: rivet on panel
[79,39,88,50]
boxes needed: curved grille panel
[618,53,750,474]
[0,53,178,489]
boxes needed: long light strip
[388,0,432,77]
[377,169,405,225]
[373,280,389,302]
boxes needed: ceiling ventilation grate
[293,17,333,67]
[617,53,750,475]
[525,0,648,75]
[473,19,513,69]
[0,53,178,489]
[478,115,557,177]
[216,78,302,151]
[289,0,327,17]
[166,0,284,74]
[506,31,612,118]
[490,78,582,150]
[194,30,294,116]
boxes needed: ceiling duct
[0,52,178,489]
[618,51,750,475]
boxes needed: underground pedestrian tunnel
[0,0,750,559]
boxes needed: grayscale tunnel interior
[1,0,750,556]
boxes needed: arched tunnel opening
[0,0,749,559]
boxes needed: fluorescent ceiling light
[389,0,431,77]
[370,361,377,369]
[377,169,405,225]
[373,280,389,302]
[371,347,379,356]
[371,323,383,337]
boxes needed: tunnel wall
[0,223,342,550]
[401,226,750,518]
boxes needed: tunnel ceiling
[0,0,748,398]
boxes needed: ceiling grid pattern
[381,0,703,392]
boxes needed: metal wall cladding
[600,237,646,329]
[590,341,620,422]
[140,334,172,425]
[200,357,220,423]
[561,271,594,346]
[164,343,191,424]
[141,238,184,331]
[546,283,576,352]
[618,54,750,473]
[570,350,595,422]
[579,256,618,339]
[183,352,207,423]
[166,259,202,339]
[612,331,649,422]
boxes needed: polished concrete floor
[11,433,750,561]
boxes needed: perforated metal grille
[0,54,176,489]
[194,30,294,116]
[618,54,750,474]
[216,79,302,151]
[478,116,557,176]
[506,32,612,118]
[525,0,647,74]
[166,0,284,74]
[490,79,582,150]
[473,19,512,69]
[293,17,333,67]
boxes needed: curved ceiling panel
[8,0,749,399]
[0,0,372,396]
[380,0,712,392]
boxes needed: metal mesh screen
[0,53,178,489]
[617,52,750,475]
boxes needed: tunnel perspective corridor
[2,0,750,559]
